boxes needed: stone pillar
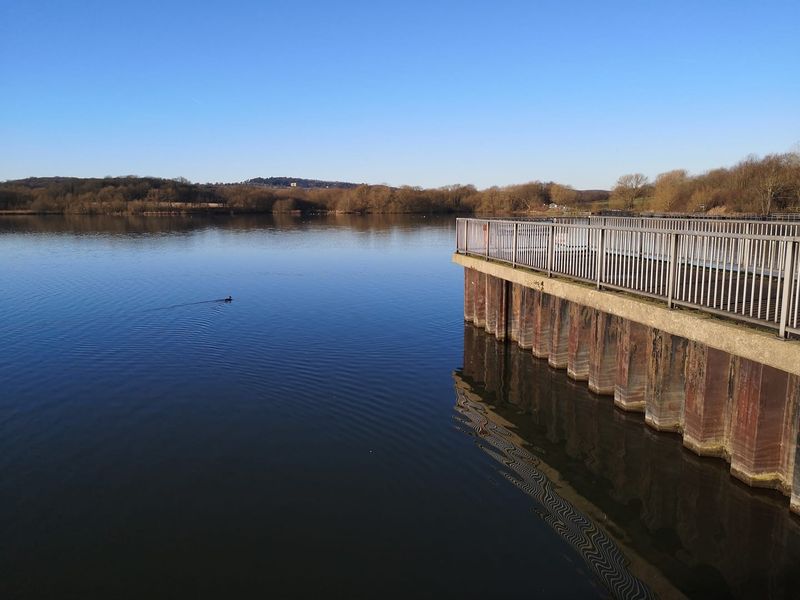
[645,329,687,432]
[548,297,570,369]
[508,282,523,344]
[464,268,476,323]
[683,342,733,457]
[729,359,792,489]
[614,320,648,412]
[780,375,799,501]
[531,290,552,359]
[588,312,619,396]
[567,303,593,381]
[473,271,486,328]
[792,376,800,513]
[485,275,506,338]
[517,286,535,349]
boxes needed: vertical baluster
[596,224,605,290]
[667,233,678,308]
[792,248,800,330]
[686,234,694,303]
[708,235,717,307]
[511,222,518,267]
[779,241,795,337]
[719,235,728,309]
[739,238,750,315]
[750,239,761,318]
[766,239,776,321]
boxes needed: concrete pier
[614,320,648,412]
[683,344,732,457]
[644,330,687,433]
[456,253,800,514]
[588,311,618,396]
[567,303,592,381]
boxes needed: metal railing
[456,217,800,338]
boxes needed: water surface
[1,215,798,599]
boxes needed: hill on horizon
[242,177,360,189]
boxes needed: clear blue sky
[1,0,798,189]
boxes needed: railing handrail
[472,214,800,225]
[460,218,800,242]
[455,217,800,338]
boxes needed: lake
[1,214,799,599]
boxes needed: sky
[1,0,798,190]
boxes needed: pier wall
[458,254,800,514]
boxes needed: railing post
[485,220,490,259]
[595,221,605,290]
[778,240,796,338]
[511,222,518,267]
[666,232,679,308]
[546,224,554,277]
[463,219,468,254]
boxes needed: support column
[531,290,552,359]
[683,343,733,457]
[588,312,619,396]
[517,287,535,349]
[792,375,800,513]
[729,359,792,489]
[485,275,505,338]
[548,297,570,369]
[614,320,648,412]
[473,271,486,327]
[508,282,523,344]
[464,268,476,323]
[567,303,593,381]
[645,329,687,432]
[781,375,799,502]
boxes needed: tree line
[2,152,799,216]
[609,153,800,215]
[0,176,603,215]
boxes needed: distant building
[290,182,297,187]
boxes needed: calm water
[1,215,798,599]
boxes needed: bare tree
[610,173,649,210]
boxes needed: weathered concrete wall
[615,320,648,412]
[549,297,570,369]
[588,311,618,396]
[567,303,593,381]
[645,330,687,433]
[459,260,800,514]
[531,289,551,359]
[729,360,794,490]
[683,344,732,457]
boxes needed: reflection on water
[456,324,800,599]
[0,212,448,236]
[454,385,653,599]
